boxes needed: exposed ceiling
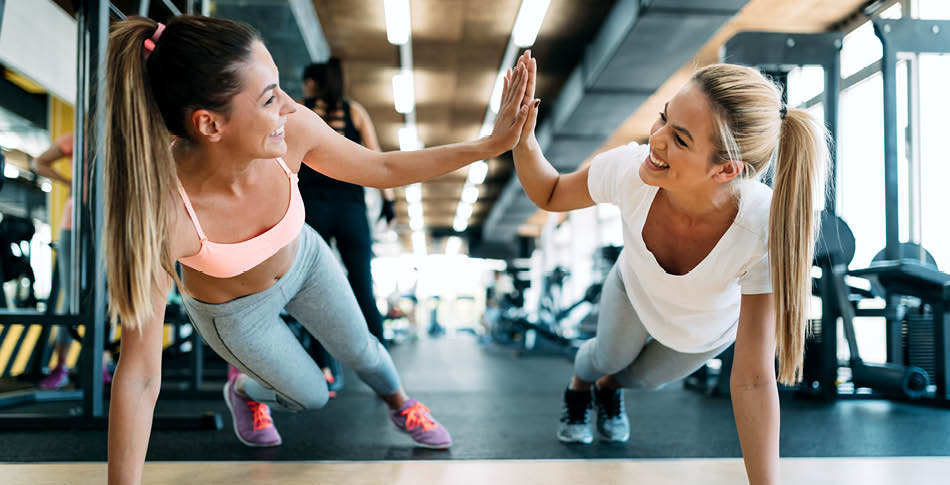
[311,0,617,249]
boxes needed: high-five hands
[488,51,537,153]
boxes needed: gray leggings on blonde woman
[574,264,730,389]
[182,225,400,411]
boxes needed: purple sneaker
[222,378,282,447]
[390,398,452,449]
[39,365,69,390]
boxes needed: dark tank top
[298,98,366,204]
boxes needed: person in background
[32,131,113,389]
[296,58,395,393]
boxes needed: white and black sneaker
[557,387,594,444]
[594,384,630,442]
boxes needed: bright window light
[398,125,421,151]
[461,185,479,204]
[409,217,424,231]
[467,161,489,185]
[384,0,410,45]
[453,217,468,232]
[918,0,950,19]
[841,22,881,78]
[3,164,19,179]
[392,71,415,114]
[512,0,551,47]
[405,183,422,203]
[490,71,505,113]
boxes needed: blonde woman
[104,16,530,484]
[508,52,827,485]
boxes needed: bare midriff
[180,236,300,304]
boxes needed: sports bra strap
[175,178,208,242]
[275,157,293,176]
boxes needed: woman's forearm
[108,368,161,485]
[732,381,781,485]
[374,137,502,189]
[512,136,560,209]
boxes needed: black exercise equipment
[0,0,219,431]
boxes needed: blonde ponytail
[692,64,829,385]
[104,18,177,330]
[770,108,828,384]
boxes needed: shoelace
[561,393,591,424]
[248,401,274,431]
[401,402,437,432]
[598,388,623,418]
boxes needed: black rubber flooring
[1,336,949,462]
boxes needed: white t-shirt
[587,142,773,353]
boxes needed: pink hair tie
[144,23,166,58]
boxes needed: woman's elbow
[730,371,776,393]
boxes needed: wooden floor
[2,458,949,485]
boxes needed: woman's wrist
[513,134,539,157]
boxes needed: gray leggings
[574,264,730,389]
[182,225,401,411]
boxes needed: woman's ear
[713,159,745,183]
[191,109,225,143]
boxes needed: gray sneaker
[557,388,593,444]
[594,384,630,442]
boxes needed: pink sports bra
[176,157,305,279]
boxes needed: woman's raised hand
[487,54,532,153]
[515,51,540,148]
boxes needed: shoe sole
[410,440,452,450]
[598,433,630,443]
[394,423,452,449]
[556,432,593,444]
[222,381,282,448]
[596,422,630,443]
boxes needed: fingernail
[533,99,540,107]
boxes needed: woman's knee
[613,368,670,390]
[279,386,329,411]
[335,335,385,371]
[587,339,633,376]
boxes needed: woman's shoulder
[165,189,202,260]
[734,180,772,240]
[283,107,327,170]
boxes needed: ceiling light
[467,161,488,185]
[412,230,427,255]
[445,236,462,256]
[456,202,473,219]
[41,181,52,193]
[489,71,505,113]
[398,125,421,151]
[512,0,551,47]
[384,0,410,45]
[479,121,494,139]
[461,185,479,204]
[408,202,424,220]
[453,217,468,232]
[392,71,415,114]
[405,183,422,203]
[409,217,424,231]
